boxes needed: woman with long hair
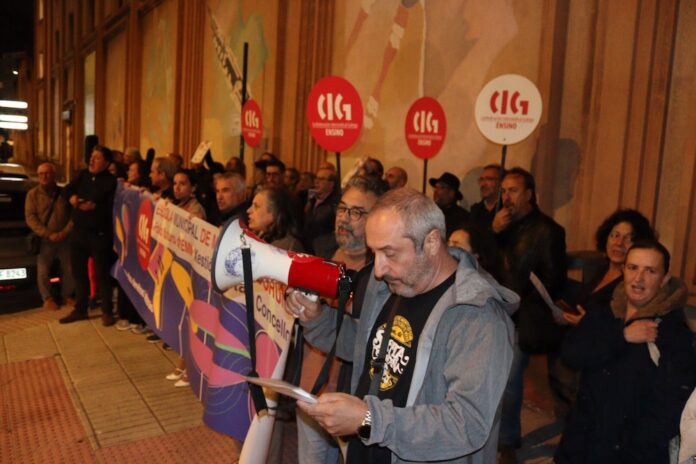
[247,186,304,252]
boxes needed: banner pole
[422,159,428,194]
[239,42,249,162]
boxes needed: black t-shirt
[347,271,456,464]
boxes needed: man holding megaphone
[285,188,519,464]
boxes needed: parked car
[0,163,42,312]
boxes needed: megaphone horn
[211,219,345,299]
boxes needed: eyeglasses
[336,204,368,221]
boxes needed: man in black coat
[493,167,569,463]
[60,145,118,326]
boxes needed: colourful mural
[333,0,541,207]
[201,0,271,163]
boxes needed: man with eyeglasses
[302,167,340,253]
[25,162,75,311]
[297,175,387,463]
[470,164,503,229]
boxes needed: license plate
[0,268,27,280]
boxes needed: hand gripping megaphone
[211,218,347,299]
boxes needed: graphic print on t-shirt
[369,315,414,391]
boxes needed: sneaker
[59,311,88,324]
[130,324,148,335]
[101,313,116,327]
[146,334,161,343]
[115,320,133,331]
[162,343,172,351]
[166,368,185,381]
[43,298,59,311]
[174,377,190,388]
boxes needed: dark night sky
[0,2,34,55]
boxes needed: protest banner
[112,183,294,459]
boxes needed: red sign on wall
[241,100,263,148]
[306,76,363,153]
[404,97,447,160]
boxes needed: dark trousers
[71,229,115,316]
[116,284,144,324]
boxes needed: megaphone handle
[310,274,353,396]
[241,246,269,414]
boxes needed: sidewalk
[0,305,560,463]
[0,305,239,463]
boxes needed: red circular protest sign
[136,199,153,271]
[404,97,447,160]
[307,76,363,152]
[241,99,263,148]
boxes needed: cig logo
[138,214,150,243]
[244,109,260,128]
[489,90,529,115]
[412,110,439,134]
[317,93,352,121]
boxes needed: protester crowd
[24,144,696,463]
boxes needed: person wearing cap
[429,172,470,239]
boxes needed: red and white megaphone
[211,219,346,299]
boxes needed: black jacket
[496,207,567,352]
[302,190,340,254]
[64,169,117,235]
[556,279,696,464]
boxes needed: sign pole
[239,42,249,161]
[422,159,428,194]
[494,144,508,214]
[335,152,341,184]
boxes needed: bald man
[384,166,408,189]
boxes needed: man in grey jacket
[286,188,517,463]
[25,162,74,311]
